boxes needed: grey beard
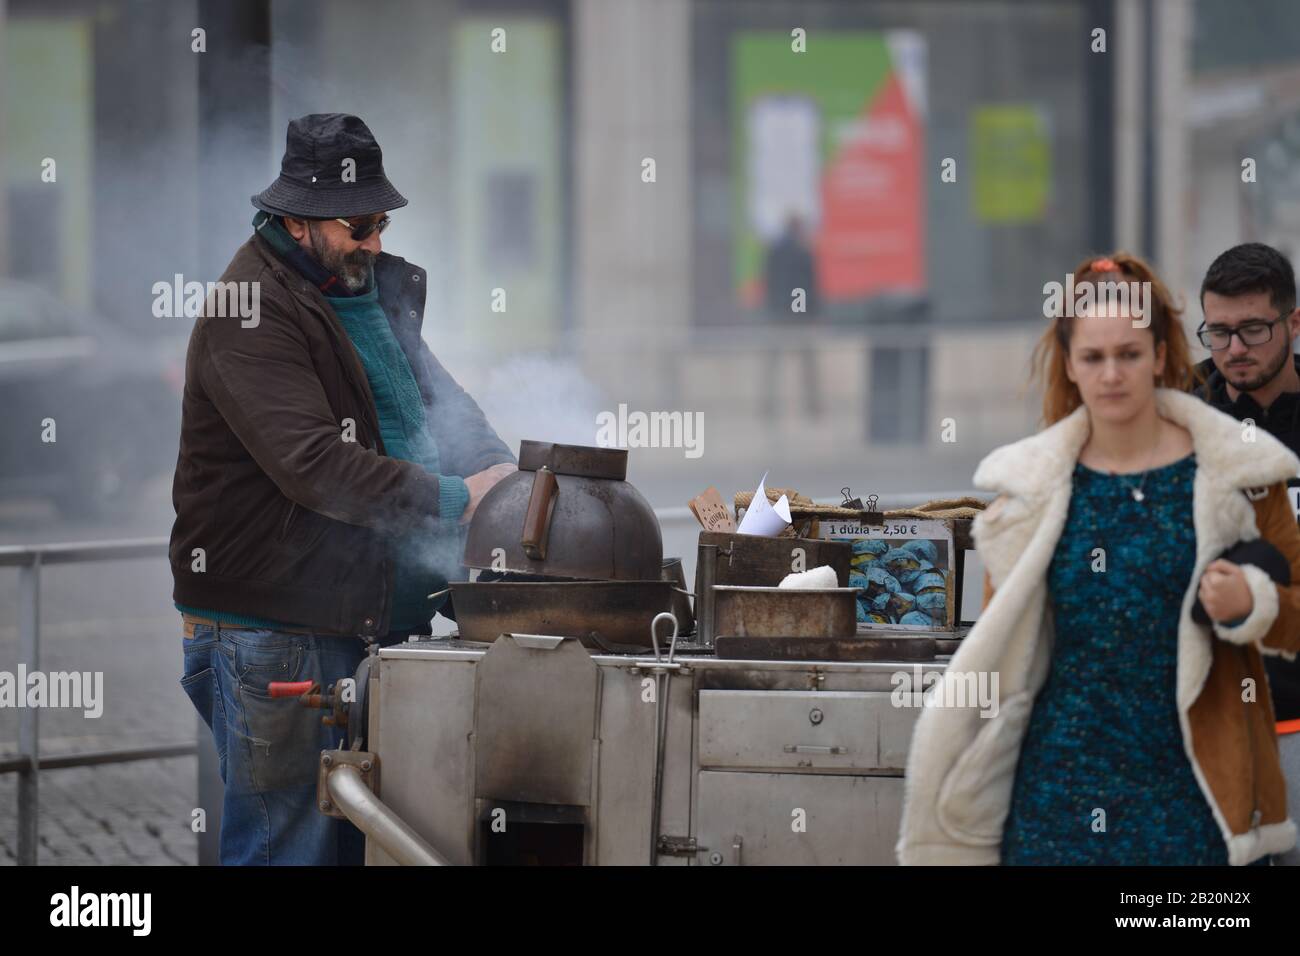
[307,223,374,292]
[338,265,371,293]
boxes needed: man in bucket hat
[171,114,516,865]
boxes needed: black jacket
[763,233,820,317]
[169,235,514,640]
[1195,355,1300,719]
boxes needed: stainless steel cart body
[362,635,948,866]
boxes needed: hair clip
[1091,257,1118,272]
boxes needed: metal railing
[0,537,186,866]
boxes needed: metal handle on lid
[520,466,559,560]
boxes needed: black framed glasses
[1196,315,1286,351]
[329,215,391,242]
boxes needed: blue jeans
[180,621,367,865]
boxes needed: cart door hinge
[657,835,702,856]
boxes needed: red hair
[1030,251,1204,426]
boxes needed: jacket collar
[1197,353,1300,435]
[247,231,427,333]
[246,232,436,416]
[1197,353,1300,402]
[974,387,1300,501]
[252,211,396,301]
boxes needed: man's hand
[460,462,517,525]
[1198,558,1255,623]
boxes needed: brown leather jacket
[169,235,513,639]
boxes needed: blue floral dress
[1000,452,1233,865]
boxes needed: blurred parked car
[0,280,183,520]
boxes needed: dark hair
[1200,242,1297,318]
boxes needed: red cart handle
[268,680,316,698]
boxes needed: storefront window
[692,0,1105,330]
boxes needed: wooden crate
[694,531,853,590]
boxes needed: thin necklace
[1091,435,1161,503]
[1112,466,1153,503]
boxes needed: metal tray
[711,585,858,639]
[448,580,682,651]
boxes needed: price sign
[818,518,955,630]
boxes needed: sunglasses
[328,215,391,241]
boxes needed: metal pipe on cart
[697,544,718,645]
[325,764,450,866]
[647,611,679,866]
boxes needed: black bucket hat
[251,113,408,219]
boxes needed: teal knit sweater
[327,281,468,630]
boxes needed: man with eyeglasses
[170,113,516,865]
[1193,241,1300,864]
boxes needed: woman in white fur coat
[897,253,1300,865]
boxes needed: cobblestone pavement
[0,758,197,865]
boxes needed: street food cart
[298,442,979,865]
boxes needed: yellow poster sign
[971,106,1051,223]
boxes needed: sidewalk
[0,757,197,865]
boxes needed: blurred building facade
[1,0,1293,505]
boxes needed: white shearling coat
[897,388,1300,865]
